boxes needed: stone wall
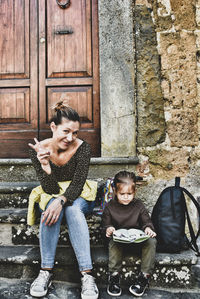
[98,0,200,227]
[135,0,200,225]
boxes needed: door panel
[0,88,30,124]
[0,0,29,79]
[47,0,92,77]
[0,0,38,158]
[47,86,93,124]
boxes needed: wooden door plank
[29,0,39,129]
[46,0,92,77]
[46,77,93,86]
[0,79,30,87]
[91,0,100,128]
[38,0,46,134]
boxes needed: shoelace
[110,275,120,285]
[82,274,97,292]
[32,271,50,287]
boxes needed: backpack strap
[182,187,200,256]
[175,177,180,187]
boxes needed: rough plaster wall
[135,0,200,224]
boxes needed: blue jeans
[39,197,95,271]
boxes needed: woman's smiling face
[51,118,80,150]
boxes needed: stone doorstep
[1,279,200,299]
[0,208,28,224]
[0,182,39,193]
[0,182,39,209]
[0,208,102,246]
[0,245,198,289]
[0,157,138,182]
[0,207,102,224]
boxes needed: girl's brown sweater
[102,198,155,232]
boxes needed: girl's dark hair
[50,100,80,125]
[113,170,136,190]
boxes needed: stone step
[0,180,104,209]
[1,278,200,299]
[0,208,102,246]
[0,182,39,208]
[0,245,199,289]
[0,157,138,182]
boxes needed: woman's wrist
[41,163,51,174]
[57,195,67,207]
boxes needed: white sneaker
[30,270,52,297]
[81,272,99,299]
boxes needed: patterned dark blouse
[29,141,91,204]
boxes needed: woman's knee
[65,205,82,215]
[65,205,84,223]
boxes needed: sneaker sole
[81,293,99,299]
[107,286,122,297]
[30,281,52,298]
[129,285,148,297]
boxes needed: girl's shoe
[107,272,122,296]
[129,272,149,297]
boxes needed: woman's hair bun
[50,100,80,125]
[51,100,70,112]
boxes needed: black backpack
[151,177,200,256]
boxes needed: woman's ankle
[41,268,53,273]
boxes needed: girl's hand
[28,138,51,166]
[42,197,64,226]
[106,226,115,237]
[145,226,157,238]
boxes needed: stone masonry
[132,1,200,231]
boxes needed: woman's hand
[42,197,65,226]
[145,226,157,238]
[28,138,51,166]
[106,226,115,237]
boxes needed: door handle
[55,29,73,35]
[56,0,70,9]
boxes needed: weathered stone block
[150,0,196,31]
[150,0,174,31]
[139,148,190,179]
[135,5,166,147]
[159,32,196,72]
[162,70,197,108]
[99,0,136,157]
[171,0,196,31]
[167,110,198,147]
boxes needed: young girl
[102,171,157,297]
[28,101,99,299]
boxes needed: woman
[28,101,99,299]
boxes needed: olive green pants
[108,237,157,274]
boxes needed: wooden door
[0,0,100,158]
[0,0,38,157]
